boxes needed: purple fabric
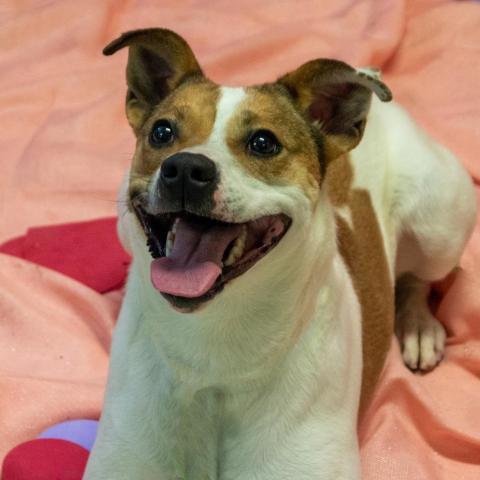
[38,420,99,452]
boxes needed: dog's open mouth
[134,207,291,309]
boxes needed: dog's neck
[127,195,340,392]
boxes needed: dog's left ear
[103,28,203,131]
[278,59,392,160]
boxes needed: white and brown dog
[84,29,477,479]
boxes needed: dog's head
[105,28,391,312]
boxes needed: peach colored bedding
[1,0,479,477]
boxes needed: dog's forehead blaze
[128,79,219,195]
[224,85,323,201]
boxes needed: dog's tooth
[224,254,234,267]
[165,218,179,257]
[224,226,247,267]
[172,218,179,235]
[166,231,174,257]
[224,255,235,267]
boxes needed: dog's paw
[397,311,446,372]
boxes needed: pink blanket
[1,0,479,477]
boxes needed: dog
[84,28,477,479]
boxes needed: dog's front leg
[84,302,222,479]
[83,301,185,478]
[85,388,223,480]
[84,378,190,479]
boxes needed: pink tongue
[151,218,242,298]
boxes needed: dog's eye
[149,120,175,147]
[247,130,281,157]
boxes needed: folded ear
[278,59,392,160]
[103,28,203,130]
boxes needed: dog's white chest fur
[92,248,363,480]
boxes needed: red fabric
[0,218,130,293]
[1,439,88,480]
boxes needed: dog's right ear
[278,59,392,161]
[103,28,203,131]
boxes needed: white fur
[84,88,476,479]
[186,87,314,227]
[350,97,476,370]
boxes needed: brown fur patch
[278,59,382,157]
[326,156,394,415]
[128,78,219,198]
[278,59,391,163]
[224,85,323,203]
[104,29,203,133]
[324,154,353,206]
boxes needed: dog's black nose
[158,152,218,212]
[161,153,216,186]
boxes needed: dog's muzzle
[133,152,292,311]
[157,152,218,215]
